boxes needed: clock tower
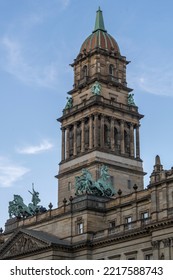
[57,8,145,205]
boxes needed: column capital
[163,238,171,248]
[130,122,135,127]
[111,118,115,124]
[135,123,141,128]
[81,118,85,123]
[151,240,160,249]
[100,113,105,118]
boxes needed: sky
[0,0,173,229]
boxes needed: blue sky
[0,0,173,229]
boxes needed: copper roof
[80,7,120,54]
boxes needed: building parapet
[61,95,139,119]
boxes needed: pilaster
[66,126,70,159]
[81,119,85,153]
[61,127,65,161]
[136,124,140,159]
[73,123,77,156]
[130,123,134,157]
[94,114,99,148]
[89,115,93,149]
[120,120,125,154]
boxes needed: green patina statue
[128,93,136,106]
[8,184,46,219]
[75,165,115,197]
[91,81,102,95]
[65,96,73,109]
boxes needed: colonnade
[61,114,140,161]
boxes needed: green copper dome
[80,8,120,54]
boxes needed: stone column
[163,239,171,260]
[151,240,160,259]
[61,127,65,160]
[136,124,140,159]
[111,118,115,150]
[81,119,85,153]
[89,115,93,149]
[130,123,134,157]
[73,123,77,156]
[170,239,173,260]
[100,114,104,148]
[120,120,125,154]
[66,126,70,159]
[151,186,158,221]
[94,114,98,148]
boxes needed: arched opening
[76,125,81,154]
[104,124,110,147]
[85,120,89,149]
[82,65,88,78]
[69,126,74,157]
[109,64,114,76]
[114,127,120,153]
[124,130,130,155]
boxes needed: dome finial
[93,7,106,32]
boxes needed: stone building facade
[0,8,173,260]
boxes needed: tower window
[69,127,74,157]
[76,125,81,153]
[109,220,116,228]
[77,222,83,234]
[125,216,132,224]
[124,130,130,154]
[82,65,88,78]
[104,124,110,147]
[109,64,114,76]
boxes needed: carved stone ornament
[3,234,43,258]
[151,240,160,249]
[163,238,171,248]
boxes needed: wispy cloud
[129,64,173,97]
[0,36,59,89]
[0,157,30,188]
[59,0,70,9]
[17,140,54,155]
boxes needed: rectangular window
[142,212,149,219]
[145,254,153,260]
[125,216,132,230]
[141,212,150,226]
[109,221,116,228]
[125,216,132,224]
[77,222,83,234]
